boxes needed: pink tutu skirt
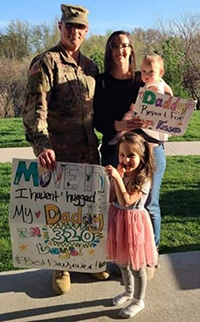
[107,204,158,270]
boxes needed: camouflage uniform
[23,41,99,164]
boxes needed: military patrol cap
[61,4,89,26]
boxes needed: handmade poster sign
[9,159,110,273]
[132,89,196,136]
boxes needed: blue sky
[0,0,199,35]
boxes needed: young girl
[105,132,158,319]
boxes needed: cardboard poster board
[133,89,196,136]
[116,89,196,136]
[9,159,110,273]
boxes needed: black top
[93,72,144,157]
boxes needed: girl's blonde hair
[117,132,155,193]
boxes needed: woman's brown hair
[104,30,136,78]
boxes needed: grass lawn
[0,156,200,271]
[0,118,29,148]
[168,110,200,141]
[160,156,200,254]
[0,111,199,148]
[0,114,199,271]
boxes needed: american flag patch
[29,64,40,76]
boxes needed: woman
[93,30,168,257]
[93,30,143,168]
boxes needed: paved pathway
[0,141,200,163]
[0,251,200,322]
[164,141,200,155]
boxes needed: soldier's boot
[52,270,71,295]
[91,269,110,280]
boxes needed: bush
[0,57,30,117]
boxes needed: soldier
[23,3,109,295]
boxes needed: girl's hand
[116,164,125,177]
[105,165,120,180]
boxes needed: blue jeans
[145,144,166,246]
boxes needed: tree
[156,13,200,107]
[82,34,107,71]
[0,20,31,59]
[132,28,165,66]
[30,20,60,54]
[175,15,200,108]
[0,57,30,117]
[0,14,200,117]
[90,49,104,73]
[162,37,189,98]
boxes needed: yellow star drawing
[18,243,28,251]
[88,248,95,255]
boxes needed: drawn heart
[139,91,144,99]
[35,211,41,219]
[71,250,78,256]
